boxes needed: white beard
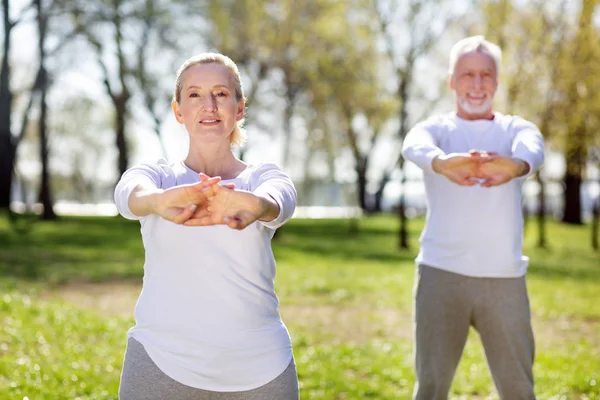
[457,94,494,115]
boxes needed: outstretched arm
[184,183,280,230]
[184,165,296,230]
[432,153,484,186]
[128,175,221,223]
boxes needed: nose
[473,74,482,88]
[202,95,217,111]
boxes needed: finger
[184,215,219,226]
[190,207,211,219]
[224,216,249,230]
[193,177,221,192]
[201,183,223,198]
[172,204,196,224]
[223,183,235,189]
[479,154,499,162]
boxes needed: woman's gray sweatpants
[413,264,536,400]
[119,338,299,400]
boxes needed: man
[401,36,544,400]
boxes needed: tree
[556,0,599,224]
[0,0,32,210]
[374,0,459,248]
[481,0,572,246]
[33,0,56,219]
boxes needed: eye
[215,91,227,98]
[189,93,199,98]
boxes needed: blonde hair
[173,53,246,146]
[448,35,502,75]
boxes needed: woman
[114,53,298,400]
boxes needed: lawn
[0,214,598,399]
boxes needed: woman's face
[172,63,244,143]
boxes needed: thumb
[172,204,196,224]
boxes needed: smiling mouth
[467,93,487,102]
[200,119,220,124]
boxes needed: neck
[456,109,495,121]
[184,141,245,179]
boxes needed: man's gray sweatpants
[413,264,535,400]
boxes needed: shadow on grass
[0,215,145,282]
[274,217,419,264]
[527,259,599,281]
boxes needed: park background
[1,0,599,399]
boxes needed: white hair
[448,35,502,75]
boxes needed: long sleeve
[511,119,545,179]
[251,163,297,229]
[114,161,167,220]
[401,119,446,173]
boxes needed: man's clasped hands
[432,150,529,187]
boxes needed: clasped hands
[154,173,268,230]
[432,150,529,187]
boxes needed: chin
[457,98,494,119]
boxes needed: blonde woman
[114,53,298,400]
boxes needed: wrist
[432,156,444,174]
[257,194,279,222]
[149,189,164,214]
[513,159,530,177]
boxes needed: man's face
[450,51,498,120]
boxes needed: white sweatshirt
[402,112,544,277]
[114,159,297,391]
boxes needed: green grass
[0,214,598,399]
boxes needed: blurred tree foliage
[481,0,600,226]
[2,0,599,247]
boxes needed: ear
[448,73,455,91]
[172,100,184,124]
[236,99,245,122]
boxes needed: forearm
[401,127,445,173]
[256,194,280,222]
[432,155,445,174]
[513,158,530,178]
[128,185,164,217]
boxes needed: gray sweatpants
[119,337,299,400]
[413,265,535,400]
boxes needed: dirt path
[45,282,600,347]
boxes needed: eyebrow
[185,84,230,91]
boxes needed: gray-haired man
[402,36,544,399]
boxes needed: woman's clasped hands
[153,173,271,230]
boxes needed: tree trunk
[38,69,55,220]
[396,75,410,250]
[115,95,129,178]
[592,194,599,251]
[395,158,409,249]
[0,0,14,209]
[356,159,368,211]
[373,170,391,212]
[562,172,582,224]
[536,172,547,248]
[36,0,56,220]
[0,134,15,208]
[397,173,409,249]
[281,95,294,170]
[562,137,584,224]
